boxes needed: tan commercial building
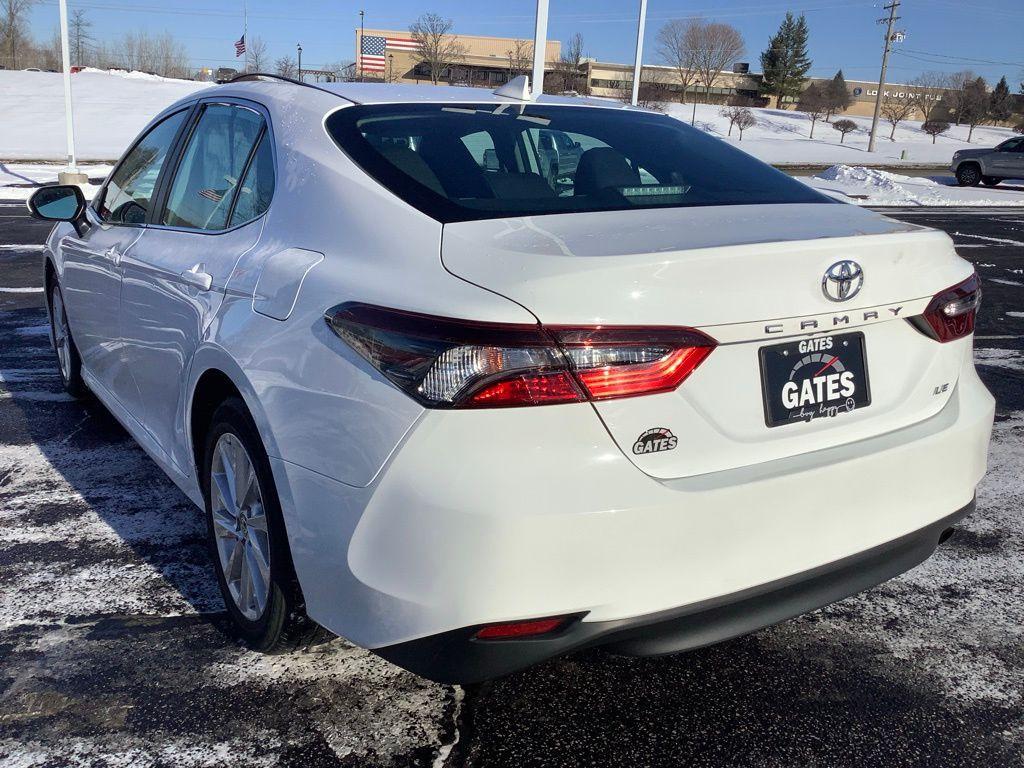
[353,28,965,121]
[585,61,762,104]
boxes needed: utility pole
[531,0,549,98]
[867,0,900,153]
[296,43,302,81]
[630,0,648,106]
[359,10,365,82]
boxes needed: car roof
[317,82,629,109]
[202,78,633,111]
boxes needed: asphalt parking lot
[1,202,1022,767]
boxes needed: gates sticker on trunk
[632,427,678,454]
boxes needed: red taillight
[468,371,585,406]
[474,616,572,640]
[325,304,716,408]
[916,273,982,342]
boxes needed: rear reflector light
[915,273,981,342]
[325,303,716,408]
[474,616,572,640]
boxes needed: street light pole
[867,0,900,153]
[630,0,648,106]
[57,0,85,185]
[296,43,302,82]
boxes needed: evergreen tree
[759,13,812,108]
[824,69,852,121]
[989,76,1012,123]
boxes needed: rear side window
[162,104,265,231]
[326,103,829,223]
[229,133,275,227]
[98,110,188,225]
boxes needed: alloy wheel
[210,433,271,620]
[51,286,71,382]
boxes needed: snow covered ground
[804,165,1024,207]
[668,102,1020,167]
[0,162,111,201]
[0,69,208,161]
[1,69,1019,167]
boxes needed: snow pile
[805,164,1024,207]
[0,69,208,161]
[78,66,197,84]
[816,164,915,195]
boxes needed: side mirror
[28,185,87,234]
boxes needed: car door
[991,138,1024,176]
[1009,139,1024,178]
[58,108,190,400]
[119,100,274,474]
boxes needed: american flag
[199,188,224,203]
[234,34,246,57]
[359,33,417,73]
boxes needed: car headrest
[573,147,641,197]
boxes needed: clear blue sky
[31,0,1024,85]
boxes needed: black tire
[202,397,328,653]
[955,163,981,187]
[48,280,87,398]
[981,176,1001,187]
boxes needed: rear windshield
[325,103,830,223]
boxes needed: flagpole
[243,0,248,72]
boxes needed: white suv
[29,77,994,683]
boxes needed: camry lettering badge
[632,427,678,455]
[822,260,864,302]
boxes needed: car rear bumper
[375,499,973,683]
[272,361,994,680]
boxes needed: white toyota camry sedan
[29,76,994,683]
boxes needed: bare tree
[832,118,857,144]
[409,12,466,85]
[1,0,40,69]
[798,82,828,138]
[910,71,950,123]
[720,105,749,137]
[734,108,756,140]
[105,31,189,78]
[506,39,532,79]
[247,35,268,72]
[274,56,297,79]
[550,32,587,94]
[620,66,669,110]
[68,9,92,66]
[656,19,700,105]
[881,91,916,140]
[947,70,977,125]
[922,120,950,144]
[691,21,745,107]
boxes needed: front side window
[98,109,188,225]
[326,103,829,223]
[162,104,265,231]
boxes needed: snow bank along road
[0,203,1022,767]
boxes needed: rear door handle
[179,263,213,292]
